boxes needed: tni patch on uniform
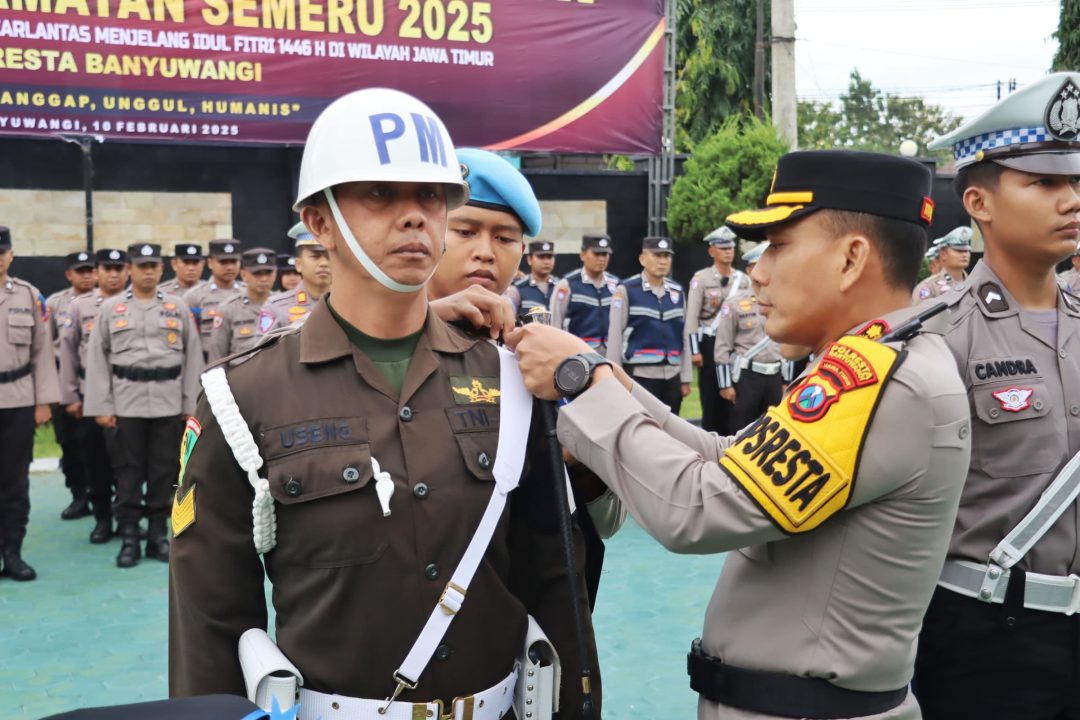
[451,376,501,404]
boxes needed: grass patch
[679,373,703,421]
[34,424,62,459]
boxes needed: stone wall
[538,200,607,253]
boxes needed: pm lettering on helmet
[368,111,448,168]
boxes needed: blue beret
[457,148,542,237]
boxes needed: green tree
[667,116,788,244]
[798,70,961,160]
[675,0,762,151]
[1053,0,1080,71]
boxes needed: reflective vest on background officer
[206,249,277,363]
[912,226,972,303]
[184,239,243,348]
[60,251,127,545]
[686,227,751,434]
[47,250,95,520]
[1059,244,1080,296]
[607,236,692,415]
[913,71,1080,720]
[84,243,204,569]
[159,243,207,295]
[712,243,790,433]
[505,240,558,320]
[550,233,619,353]
[0,226,61,582]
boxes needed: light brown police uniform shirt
[184,280,243,341]
[712,291,782,368]
[46,287,83,357]
[606,275,692,383]
[205,293,266,363]
[912,270,967,304]
[942,260,1080,575]
[0,276,60,409]
[1058,268,1080,297]
[83,290,204,418]
[685,266,750,343]
[159,278,206,295]
[168,300,599,716]
[59,289,110,404]
[261,281,317,331]
[558,305,971,720]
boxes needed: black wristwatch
[554,352,613,399]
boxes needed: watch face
[557,357,589,395]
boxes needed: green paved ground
[5,471,724,719]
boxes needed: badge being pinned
[992,386,1034,413]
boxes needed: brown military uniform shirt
[84,290,204,418]
[942,260,1080,576]
[684,266,750,342]
[58,289,111,404]
[558,304,971,720]
[205,294,267,363]
[712,292,782,369]
[912,270,967,303]
[169,299,599,715]
[184,280,243,341]
[0,276,60,409]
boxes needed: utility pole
[753,0,765,120]
[770,0,797,148]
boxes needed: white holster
[730,354,744,385]
[239,628,304,712]
[515,615,561,720]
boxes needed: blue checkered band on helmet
[953,126,1049,166]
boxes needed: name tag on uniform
[719,336,900,534]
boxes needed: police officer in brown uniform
[184,239,243,346]
[60,248,129,544]
[510,150,972,720]
[0,226,60,581]
[47,250,96,519]
[913,72,1080,720]
[911,226,972,303]
[206,248,277,363]
[260,225,332,331]
[169,89,599,720]
[713,243,790,432]
[159,243,207,295]
[686,227,751,434]
[85,243,203,568]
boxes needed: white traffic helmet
[294,88,468,293]
[293,87,468,211]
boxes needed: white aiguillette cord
[382,344,532,710]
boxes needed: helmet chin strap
[324,188,435,294]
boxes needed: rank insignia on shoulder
[172,485,196,537]
[855,319,890,341]
[992,386,1033,412]
[719,335,901,534]
[451,376,501,404]
[979,282,1010,313]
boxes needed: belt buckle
[1066,574,1080,616]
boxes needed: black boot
[116,524,141,568]
[145,518,169,562]
[90,517,113,544]
[61,496,92,520]
[1,545,37,581]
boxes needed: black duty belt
[688,639,907,719]
[111,364,182,382]
[0,363,31,383]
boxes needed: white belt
[298,667,517,720]
[938,559,1080,615]
[735,358,781,375]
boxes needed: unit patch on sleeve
[172,416,202,537]
[719,335,901,534]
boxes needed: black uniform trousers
[51,403,87,500]
[633,373,683,416]
[915,582,1080,720]
[697,335,733,434]
[107,416,183,526]
[730,369,783,432]
[76,416,116,521]
[0,406,34,549]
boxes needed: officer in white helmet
[168,88,601,720]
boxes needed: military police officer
[504,240,558,320]
[686,227,751,433]
[159,244,207,295]
[59,248,129,545]
[206,248,277,363]
[47,250,96,520]
[510,150,972,720]
[911,226,972,302]
[185,239,243,345]
[0,226,60,581]
[606,236,692,413]
[84,243,203,567]
[913,71,1080,720]
[550,233,619,354]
